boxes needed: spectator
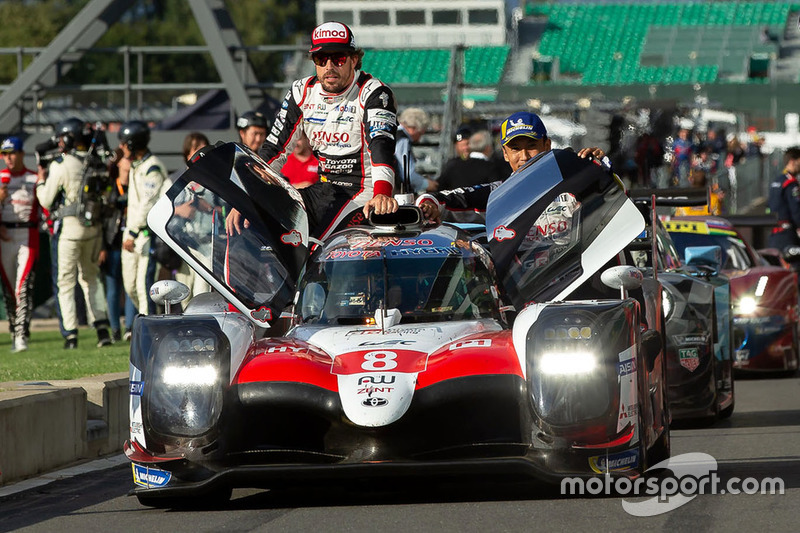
[671,127,694,187]
[280,132,319,188]
[236,111,268,153]
[674,168,722,216]
[396,107,436,193]
[100,148,137,342]
[767,146,800,261]
[437,130,504,190]
[36,118,112,349]
[452,126,472,160]
[119,120,169,316]
[634,131,665,187]
[0,137,40,352]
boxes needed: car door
[147,142,309,327]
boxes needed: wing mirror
[684,245,722,276]
[149,279,190,314]
[601,265,643,298]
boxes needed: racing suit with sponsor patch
[0,165,40,344]
[259,70,397,239]
[37,152,109,336]
[767,170,800,255]
[122,152,169,314]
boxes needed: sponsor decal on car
[672,333,709,346]
[735,349,750,363]
[617,347,637,435]
[449,339,492,350]
[361,397,388,407]
[280,229,303,247]
[679,347,700,371]
[130,381,144,395]
[251,307,272,322]
[492,225,516,241]
[588,448,639,473]
[132,463,172,488]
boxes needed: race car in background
[665,217,800,374]
[125,144,670,506]
[626,190,734,422]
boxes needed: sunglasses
[312,53,349,67]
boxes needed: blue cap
[0,136,23,153]
[500,112,547,145]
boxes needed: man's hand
[362,194,399,217]
[418,199,441,224]
[577,147,606,160]
[0,186,8,204]
[226,208,249,236]
[122,238,135,252]
[98,249,107,266]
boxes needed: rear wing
[628,187,708,207]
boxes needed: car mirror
[148,279,190,314]
[684,245,722,275]
[600,265,643,298]
[301,282,326,321]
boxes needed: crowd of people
[1,20,796,350]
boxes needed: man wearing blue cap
[418,111,605,223]
[0,137,40,352]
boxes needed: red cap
[309,21,357,54]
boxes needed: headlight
[146,327,227,440]
[539,351,597,375]
[738,296,757,315]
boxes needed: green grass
[0,328,129,382]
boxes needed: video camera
[35,121,113,169]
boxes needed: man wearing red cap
[234,21,398,240]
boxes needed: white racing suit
[37,152,109,338]
[0,165,40,347]
[122,152,169,314]
[259,70,397,239]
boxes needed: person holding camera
[36,118,112,349]
[0,137,40,352]
[118,120,169,316]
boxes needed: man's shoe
[112,329,122,342]
[64,335,78,349]
[97,328,113,348]
[11,336,28,353]
[123,331,132,342]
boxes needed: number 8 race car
[126,144,670,506]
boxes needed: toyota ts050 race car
[126,144,670,506]
[665,217,800,374]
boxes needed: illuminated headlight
[539,351,597,375]
[738,296,757,315]
[146,329,227,439]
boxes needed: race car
[624,190,734,421]
[665,216,800,374]
[126,144,670,506]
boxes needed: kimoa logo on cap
[314,24,348,41]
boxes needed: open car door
[147,142,308,327]
[485,149,645,309]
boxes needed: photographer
[0,137,40,352]
[36,118,112,349]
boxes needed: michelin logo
[132,463,172,488]
[589,449,639,473]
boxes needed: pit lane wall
[0,372,128,485]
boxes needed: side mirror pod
[600,265,644,299]
[149,279,190,314]
[783,245,800,261]
[641,329,662,373]
[685,245,722,277]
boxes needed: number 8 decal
[361,351,398,371]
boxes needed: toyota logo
[362,397,388,407]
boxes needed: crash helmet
[118,120,151,152]
[236,110,268,131]
[55,117,88,150]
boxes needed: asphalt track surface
[2,374,799,533]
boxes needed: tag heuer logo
[679,347,700,372]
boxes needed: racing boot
[97,328,113,348]
[64,334,78,350]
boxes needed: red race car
[665,216,800,374]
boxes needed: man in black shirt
[437,130,502,190]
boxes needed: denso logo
[312,131,351,144]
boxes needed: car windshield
[297,229,501,325]
[668,231,754,270]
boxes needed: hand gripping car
[126,144,670,506]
